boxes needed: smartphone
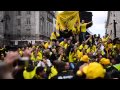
[19,57,29,67]
[19,57,29,61]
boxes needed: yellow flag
[56,11,80,33]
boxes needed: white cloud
[89,11,107,37]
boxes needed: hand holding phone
[4,51,19,65]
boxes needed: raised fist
[4,51,20,65]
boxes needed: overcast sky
[88,11,107,37]
[57,11,108,37]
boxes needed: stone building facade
[0,11,4,46]
[106,11,120,39]
[3,11,55,45]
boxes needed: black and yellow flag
[56,11,80,33]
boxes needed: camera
[18,57,30,67]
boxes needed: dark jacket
[51,70,74,79]
[73,61,85,75]
[49,53,57,63]
[115,54,120,64]
[105,65,120,79]
[12,68,24,79]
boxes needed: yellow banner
[56,11,80,33]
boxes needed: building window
[26,29,31,37]
[40,17,44,35]
[17,11,21,15]
[110,30,112,35]
[47,32,48,36]
[47,13,53,23]
[17,19,21,26]
[26,29,30,31]
[18,30,21,33]
[114,14,115,17]
[19,34,21,38]
[26,18,31,25]
[27,11,31,15]
[17,31,20,39]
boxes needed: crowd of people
[0,20,120,79]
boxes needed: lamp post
[113,20,117,39]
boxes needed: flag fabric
[56,11,80,34]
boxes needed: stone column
[35,11,40,40]
[0,11,4,46]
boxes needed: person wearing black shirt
[12,60,25,79]
[35,66,47,79]
[66,39,73,57]
[73,61,85,75]
[49,49,58,63]
[52,61,74,79]
[115,53,120,64]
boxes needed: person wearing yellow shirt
[50,31,60,41]
[44,42,49,49]
[80,20,92,41]
[76,50,83,60]
[23,65,37,79]
[105,39,113,51]
[79,44,88,51]
[104,42,113,58]
[108,43,113,49]
[79,36,92,51]
[86,47,91,54]
[35,66,47,79]
[48,66,58,79]
[30,51,43,62]
[105,34,111,41]
[102,36,107,43]
[59,39,68,49]
[69,47,77,63]
[92,45,97,52]
[69,50,77,69]
[79,44,83,50]
[44,40,52,49]
[19,50,23,57]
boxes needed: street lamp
[113,20,117,38]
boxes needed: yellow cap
[100,58,110,65]
[86,62,106,79]
[99,58,106,63]
[80,55,90,63]
[104,59,110,65]
[77,51,83,59]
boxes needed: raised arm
[87,21,93,25]
[85,35,92,44]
